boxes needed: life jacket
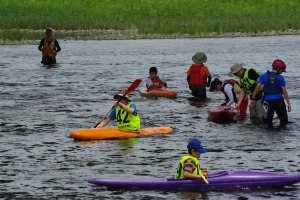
[221,79,241,102]
[174,156,201,178]
[42,38,56,58]
[263,71,282,94]
[239,68,259,95]
[189,64,206,86]
[147,76,163,87]
[115,102,140,131]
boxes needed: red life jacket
[148,76,163,86]
[189,64,206,86]
[224,79,241,87]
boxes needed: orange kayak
[70,127,173,140]
[138,87,177,98]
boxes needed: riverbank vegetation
[1,0,300,41]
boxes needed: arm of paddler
[201,165,210,176]
[116,102,135,114]
[183,171,209,184]
[95,118,111,128]
[148,83,164,89]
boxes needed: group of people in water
[39,27,291,180]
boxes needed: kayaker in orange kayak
[146,67,167,89]
[94,94,140,131]
[174,139,209,180]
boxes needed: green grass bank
[1,0,300,42]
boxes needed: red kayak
[207,106,237,121]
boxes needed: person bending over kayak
[146,67,167,89]
[174,139,209,179]
[209,78,249,116]
[95,94,140,131]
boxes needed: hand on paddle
[200,166,210,184]
[202,165,210,176]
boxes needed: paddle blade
[124,79,142,95]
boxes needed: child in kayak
[146,67,167,89]
[209,78,248,116]
[174,139,209,179]
[94,93,140,131]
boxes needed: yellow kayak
[70,127,173,140]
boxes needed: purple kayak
[88,171,300,191]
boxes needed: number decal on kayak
[116,110,130,124]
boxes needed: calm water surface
[1,35,300,199]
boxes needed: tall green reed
[0,0,299,40]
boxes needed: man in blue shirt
[250,59,291,127]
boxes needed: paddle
[93,79,142,128]
[200,165,210,184]
[200,173,209,184]
[161,74,167,88]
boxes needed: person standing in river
[250,59,291,127]
[186,52,212,99]
[38,27,61,65]
[230,63,263,123]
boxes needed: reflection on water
[1,35,300,199]
[176,191,209,199]
[188,97,208,108]
[74,138,140,155]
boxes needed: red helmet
[272,59,286,72]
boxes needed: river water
[1,35,300,199]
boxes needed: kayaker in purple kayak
[174,139,209,180]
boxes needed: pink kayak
[207,106,237,121]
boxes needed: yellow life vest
[239,68,259,95]
[115,102,140,131]
[174,155,201,178]
[42,38,56,58]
